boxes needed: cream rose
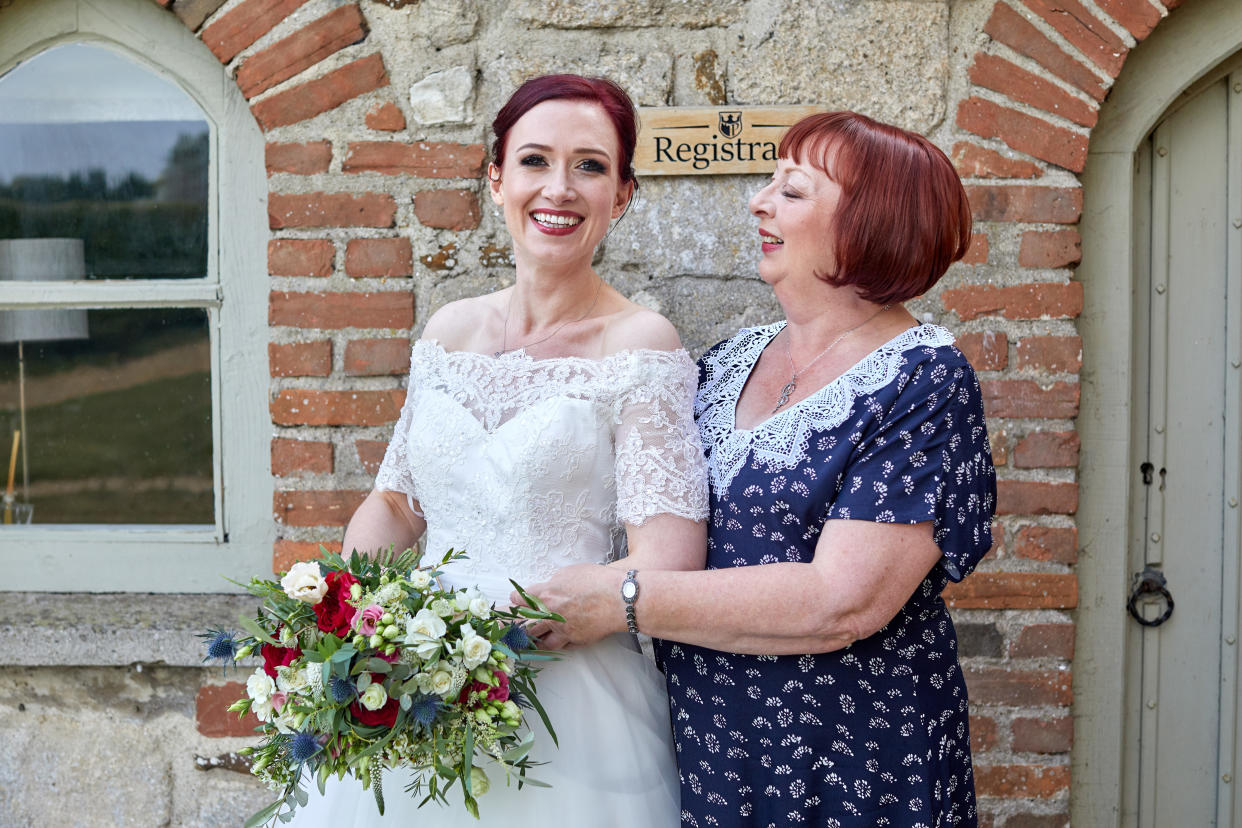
[458,623,492,670]
[359,682,389,711]
[430,669,455,697]
[409,570,432,590]
[468,597,491,619]
[280,561,329,605]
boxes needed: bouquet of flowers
[201,545,562,826]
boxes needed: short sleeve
[826,349,997,581]
[373,348,419,501]
[612,351,710,526]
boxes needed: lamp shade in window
[0,238,89,342]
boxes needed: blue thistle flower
[330,676,356,703]
[199,628,238,665]
[410,693,443,728]
[289,732,322,764]
[501,623,531,652]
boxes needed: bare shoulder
[600,305,685,355]
[420,292,506,352]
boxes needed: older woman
[525,111,996,827]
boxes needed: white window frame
[0,0,271,591]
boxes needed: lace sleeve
[373,348,419,500]
[613,350,710,526]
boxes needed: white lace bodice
[696,322,957,494]
[375,340,709,599]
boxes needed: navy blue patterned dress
[656,322,996,828]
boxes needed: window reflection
[0,308,213,525]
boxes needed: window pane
[0,43,209,279]
[0,307,213,525]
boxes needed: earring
[487,164,501,182]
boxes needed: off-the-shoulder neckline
[415,338,692,366]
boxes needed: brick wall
[143,0,1190,823]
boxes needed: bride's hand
[510,564,624,649]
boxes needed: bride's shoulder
[599,305,684,357]
[419,292,504,351]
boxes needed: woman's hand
[512,564,626,649]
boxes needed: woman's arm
[528,518,942,655]
[341,489,427,558]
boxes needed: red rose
[260,642,303,678]
[350,697,399,728]
[313,571,359,637]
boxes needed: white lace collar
[696,322,957,493]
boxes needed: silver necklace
[772,304,891,414]
[493,276,605,357]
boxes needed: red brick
[344,238,412,278]
[355,439,388,475]
[969,55,1099,129]
[975,764,1070,798]
[270,388,405,426]
[344,337,410,375]
[343,142,486,178]
[251,53,388,130]
[1014,526,1078,563]
[952,142,1042,180]
[414,189,482,230]
[972,713,1000,753]
[1020,0,1129,77]
[984,2,1108,101]
[266,140,332,175]
[268,340,331,377]
[366,101,406,131]
[966,185,1082,223]
[958,331,1009,371]
[1014,336,1082,373]
[1011,623,1076,659]
[957,97,1088,172]
[965,666,1073,706]
[962,233,990,265]
[172,0,228,32]
[273,539,342,573]
[1004,815,1070,828]
[269,239,334,277]
[269,192,396,229]
[997,480,1079,515]
[236,5,368,98]
[942,282,1083,321]
[1097,0,1162,39]
[1013,431,1080,468]
[271,437,333,476]
[196,682,259,737]
[200,0,311,63]
[1019,229,1082,268]
[982,379,1079,418]
[269,290,413,329]
[421,242,460,271]
[944,572,1077,609]
[273,489,368,526]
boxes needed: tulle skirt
[290,633,680,827]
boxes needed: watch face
[621,581,638,601]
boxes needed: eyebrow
[515,142,612,158]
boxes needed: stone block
[507,0,745,29]
[411,0,480,46]
[483,46,673,109]
[409,66,475,126]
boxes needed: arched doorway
[1079,0,1242,823]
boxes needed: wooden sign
[634,106,821,176]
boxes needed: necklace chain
[772,304,891,414]
[493,276,605,358]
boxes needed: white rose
[409,570,432,590]
[274,705,299,734]
[454,588,479,612]
[359,682,389,711]
[276,665,309,694]
[280,561,329,605]
[469,597,491,619]
[414,671,435,695]
[458,624,493,670]
[407,608,447,640]
[430,669,455,698]
[246,668,275,704]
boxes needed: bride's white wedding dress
[296,340,708,827]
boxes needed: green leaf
[365,658,392,674]
[237,613,280,646]
[293,784,309,807]
[512,675,558,746]
[501,730,535,764]
[243,799,283,828]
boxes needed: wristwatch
[621,569,640,634]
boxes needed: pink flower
[271,691,288,713]
[353,604,384,636]
[487,671,510,702]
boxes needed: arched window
[0,0,270,590]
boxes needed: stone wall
[0,0,1197,824]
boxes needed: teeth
[761,232,783,244]
[533,212,582,227]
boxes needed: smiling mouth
[760,232,783,245]
[532,211,583,229]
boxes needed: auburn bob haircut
[778,112,972,305]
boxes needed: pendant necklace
[772,304,892,414]
[493,276,605,358]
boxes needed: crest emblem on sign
[718,110,743,139]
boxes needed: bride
[294,74,708,826]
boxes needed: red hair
[491,74,639,187]
[778,112,972,305]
